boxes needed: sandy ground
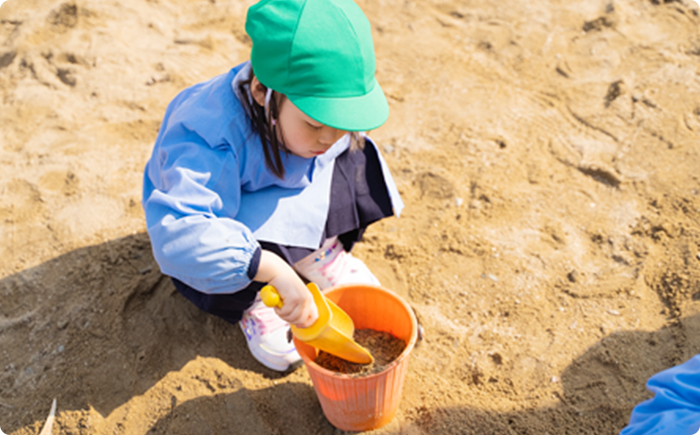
[2,0,700,433]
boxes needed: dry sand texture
[2,0,700,433]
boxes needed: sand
[1,0,700,433]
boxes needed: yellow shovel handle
[260,285,283,308]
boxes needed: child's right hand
[255,250,318,328]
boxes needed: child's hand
[255,250,318,328]
[267,273,318,328]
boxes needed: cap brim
[287,79,389,132]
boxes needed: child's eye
[307,123,322,130]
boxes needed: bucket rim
[295,283,418,380]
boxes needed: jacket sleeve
[620,355,700,435]
[142,123,261,294]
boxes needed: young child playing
[142,0,403,372]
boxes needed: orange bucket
[294,283,418,431]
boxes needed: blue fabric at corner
[621,354,700,435]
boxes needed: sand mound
[2,0,700,433]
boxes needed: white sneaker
[239,297,301,371]
[294,236,380,291]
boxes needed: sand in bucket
[294,283,418,431]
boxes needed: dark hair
[238,70,365,180]
[238,73,287,178]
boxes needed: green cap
[245,0,389,131]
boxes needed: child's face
[250,76,346,159]
[276,98,346,159]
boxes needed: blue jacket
[621,355,700,435]
[142,62,402,294]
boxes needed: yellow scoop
[260,283,374,364]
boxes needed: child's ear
[250,76,267,107]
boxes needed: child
[142,0,403,372]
